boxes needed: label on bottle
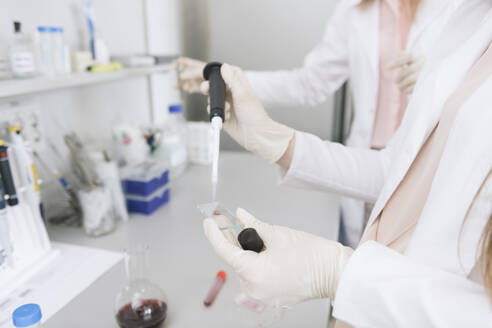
[11,52,35,73]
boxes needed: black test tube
[0,143,18,206]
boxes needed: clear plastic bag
[78,186,116,237]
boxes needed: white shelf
[0,64,171,99]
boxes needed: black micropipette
[204,62,226,201]
[203,62,226,124]
[0,141,18,206]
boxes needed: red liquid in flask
[116,299,168,328]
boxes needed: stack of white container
[36,26,71,77]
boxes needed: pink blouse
[370,0,412,149]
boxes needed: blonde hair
[480,218,492,301]
[464,168,492,302]
[360,0,422,21]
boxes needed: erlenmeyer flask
[114,245,168,328]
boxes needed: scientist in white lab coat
[175,0,462,247]
[200,0,492,326]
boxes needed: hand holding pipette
[201,64,295,164]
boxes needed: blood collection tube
[203,270,227,307]
[0,141,18,206]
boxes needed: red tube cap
[217,270,227,281]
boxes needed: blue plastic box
[126,186,170,215]
[121,161,169,197]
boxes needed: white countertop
[45,152,340,328]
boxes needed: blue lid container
[126,187,170,215]
[13,304,42,327]
[121,161,169,197]
[37,26,49,33]
[169,104,183,113]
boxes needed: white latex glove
[201,64,295,163]
[387,52,426,95]
[203,208,354,307]
[172,57,206,93]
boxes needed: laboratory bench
[45,152,340,328]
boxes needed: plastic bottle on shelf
[53,27,66,75]
[63,34,72,74]
[153,104,188,180]
[47,27,59,75]
[37,26,54,77]
[9,22,37,79]
[12,303,42,328]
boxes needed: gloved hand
[203,208,354,307]
[201,64,295,163]
[172,57,206,93]
[387,52,426,95]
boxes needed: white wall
[0,0,181,154]
[182,0,339,150]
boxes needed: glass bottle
[115,245,168,328]
[9,21,37,78]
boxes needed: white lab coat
[246,0,462,246]
[280,0,492,325]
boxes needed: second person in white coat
[175,0,462,247]
[201,0,492,325]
